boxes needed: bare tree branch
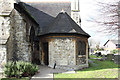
[90,1,119,36]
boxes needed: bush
[111,49,119,54]
[1,77,30,80]
[4,61,39,78]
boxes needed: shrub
[4,61,39,78]
[111,49,119,54]
[1,77,30,80]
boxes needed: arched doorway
[30,26,40,64]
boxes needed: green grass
[54,59,118,78]
[84,59,118,71]
[1,77,30,80]
[90,55,102,58]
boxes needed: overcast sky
[20,0,118,46]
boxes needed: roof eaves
[14,2,39,26]
[103,40,109,46]
[65,12,90,37]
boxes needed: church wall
[71,11,81,25]
[0,45,7,72]
[71,0,81,26]
[0,16,10,72]
[49,37,76,70]
[39,35,89,70]
[7,9,30,61]
[0,0,14,73]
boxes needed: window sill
[78,55,86,57]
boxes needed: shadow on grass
[1,77,30,80]
[80,59,119,71]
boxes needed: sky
[20,0,118,47]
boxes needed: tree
[91,0,120,36]
[88,38,100,51]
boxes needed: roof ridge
[65,12,90,36]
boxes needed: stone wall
[0,17,10,71]
[0,0,21,73]
[6,6,39,62]
[0,0,13,16]
[7,9,30,61]
[49,37,76,69]
[0,7,11,73]
[0,45,6,72]
[71,0,81,26]
[40,36,89,70]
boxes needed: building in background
[104,40,120,54]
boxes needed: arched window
[78,41,86,55]
[78,41,82,55]
[30,26,35,42]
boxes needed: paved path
[0,71,4,78]
[31,65,74,80]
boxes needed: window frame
[77,40,86,57]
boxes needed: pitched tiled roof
[16,2,90,37]
[42,12,90,37]
[104,40,120,46]
[17,2,71,35]
[18,2,54,33]
[26,2,71,17]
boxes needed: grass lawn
[54,59,118,78]
[89,55,102,58]
[1,77,30,80]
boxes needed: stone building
[0,0,90,71]
[39,11,90,70]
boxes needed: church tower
[0,0,20,72]
[71,0,81,26]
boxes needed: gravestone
[107,54,114,61]
[114,55,120,65]
[101,55,107,60]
